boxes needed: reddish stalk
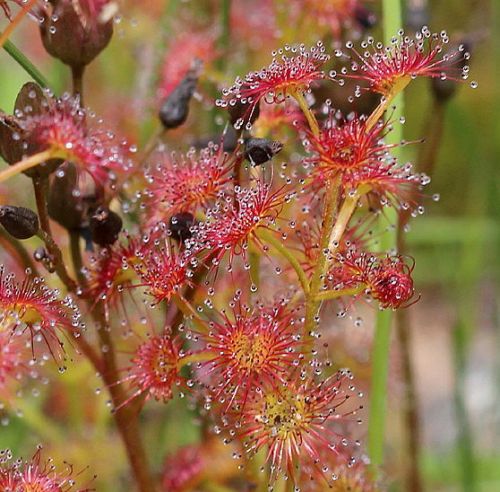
[95,305,157,492]
[0,0,37,49]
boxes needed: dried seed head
[168,212,195,242]
[0,206,39,240]
[244,138,283,166]
[159,68,199,129]
[89,206,123,247]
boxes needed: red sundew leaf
[219,41,329,124]
[303,110,427,210]
[0,267,81,361]
[19,93,133,186]
[116,333,183,409]
[143,143,234,227]
[337,27,471,95]
[328,248,417,309]
[0,447,94,491]
[228,369,362,485]
[195,299,303,412]
[189,181,292,269]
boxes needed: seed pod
[169,212,195,242]
[159,69,198,129]
[48,164,100,231]
[228,96,260,129]
[244,138,283,166]
[40,0,114,69]
[89,206,123,247]
[0,83,61,178]
[0,205,39,240]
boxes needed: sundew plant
[0,1,488,492]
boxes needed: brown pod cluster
[40,0,115,69]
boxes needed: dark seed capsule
[244,138,283,166]
[89,206,122,247]
[228,96,260,128]
[0,205,39,239]
[40,0,113,69]
[159,68,198,129]
[169,212,195,242]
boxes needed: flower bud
[244,138,283,166]
[89,206,122,247]
[0,205,39,240]
[169,212,195,242]
[40,0,115,69]
[159,68,198,130]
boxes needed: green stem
[453,319,476,492]
[3,40,50,89]
[178,350,215,368]
[249,247,260,295]
[367,0,405,471]
[292,90,320,137]
[315,285,365,302]
[326,191,362,251]
[0,149,60,184]
[218,0,231,61]
[368,308,393,466]
[303,177,341,341]
[33,177,52,235]
[173,294,209,333]
[258,229,309,295]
